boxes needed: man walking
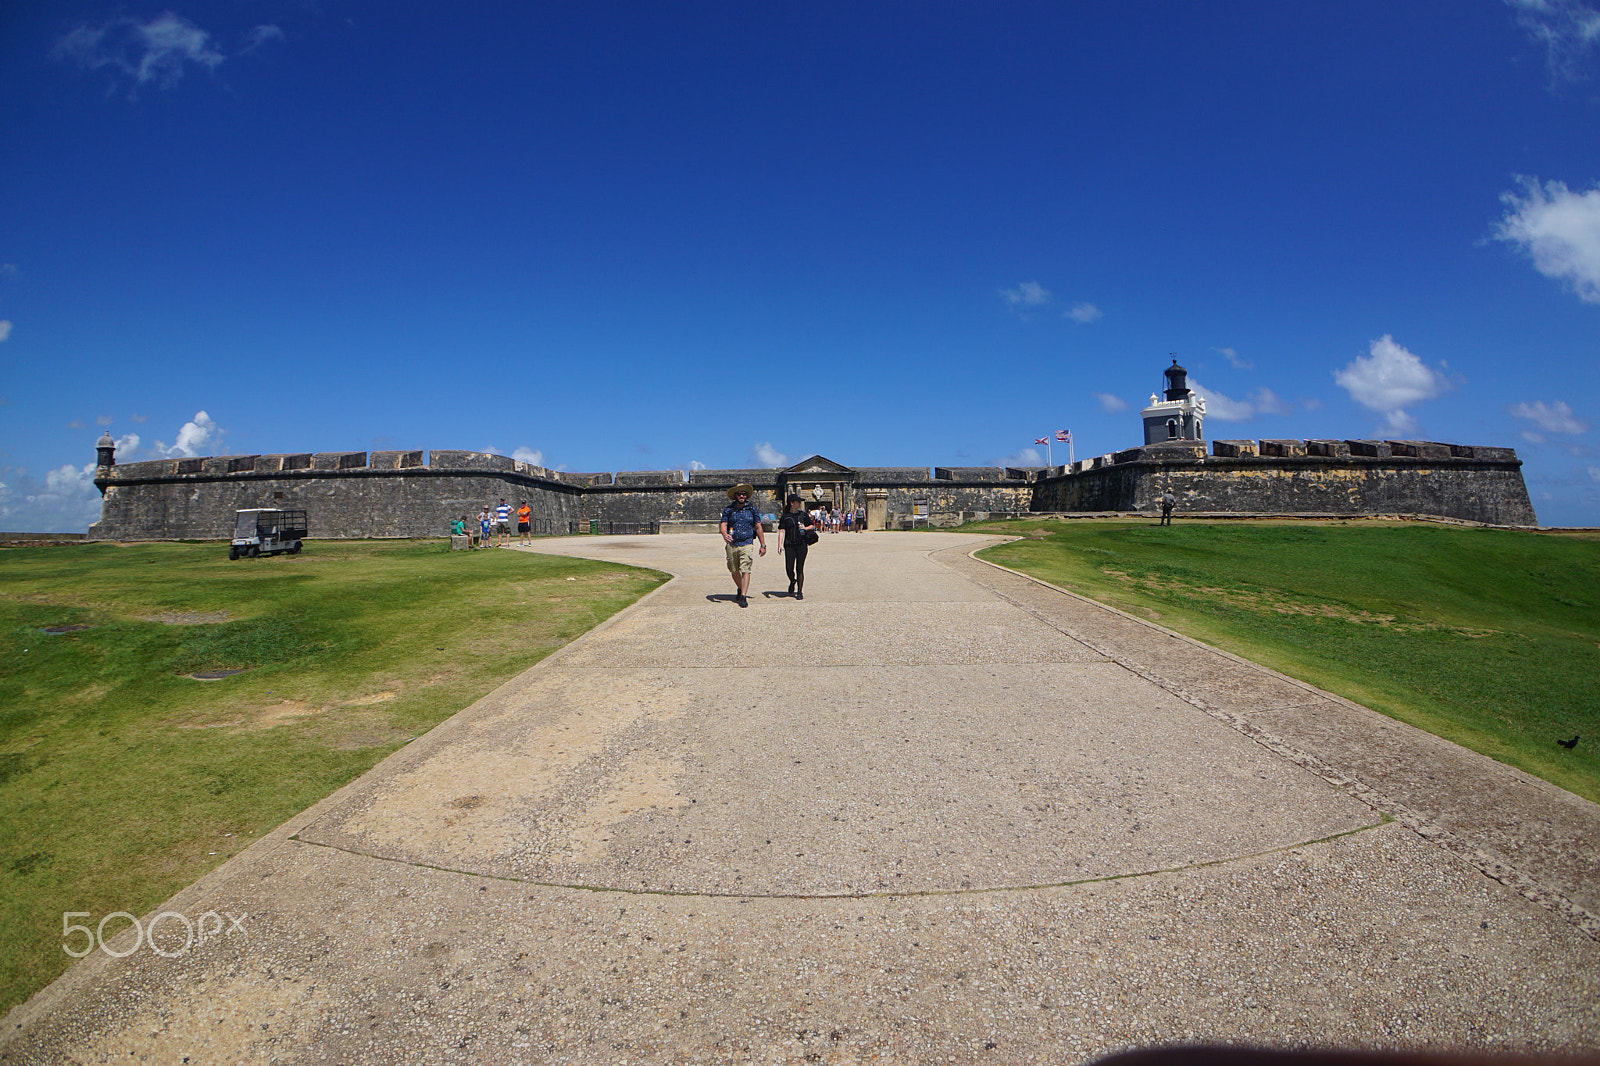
[719,484,767,608]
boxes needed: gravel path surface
[5,532,1595,1064]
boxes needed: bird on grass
[1557,735,1580,749]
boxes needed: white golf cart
[229,508,307,560]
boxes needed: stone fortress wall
[87,451,1042,541]
[1031,438,1537,527]
[87,434,1538,541]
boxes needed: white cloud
[752,442,788,468]
[687,460,707,471]
[1192,381,1252,422]
[1189,380,1292,422]
[1333,335,1452,434]
[1094,392,1129,412]
[1215,346,1252,370]
[1377,409,1420,437]
[242,25,285,53]
[1506,0,1600,82]
[1066,302,1102,323]
[512,446,545,466]
[150,411,222,458]
[1509,399,1590,434]
[0,321,11,342]
[55,13,224,93]
[995,448,1043,468]
[1251,388,1292,415]
[1001,281,1051,310]
[1492,177,1600,303]
[0,463,103,533]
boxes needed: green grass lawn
[970,519,1600,803]
[0,539,666,1014]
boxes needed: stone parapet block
[615,471,686,486]
[1212,440,1260,458]
[1307,440,1351,458]
[934,467,1004,480]
[1259,439,1306,457]
[1346,440,1392,458]
[854,468,932,484]
[312,452,368,470]
[108,459,173,478]
[688,469,769,485]
[370,450,424,470]
[1386,440,1452,459]
[429,450,513,472]
[560,472,614,487]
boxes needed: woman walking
[777,493,820,599]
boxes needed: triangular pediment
[783,455,853,475]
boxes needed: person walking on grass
[719,484,767,608]
[778,493,820,600]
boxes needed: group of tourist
[451,497,534,548]
[807,503,866,533]
[719,487,869,607]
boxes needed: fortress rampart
[1030,439,1536,527]
[87,436,1537,541]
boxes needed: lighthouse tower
[1141,358,1206,445]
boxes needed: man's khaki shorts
[725,542,756,574]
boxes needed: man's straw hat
[726,483,755,499]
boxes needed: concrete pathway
[6,533,1597,1063]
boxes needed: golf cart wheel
[289,541,302,555]
[228,546,240,560]
[247,544,260,559]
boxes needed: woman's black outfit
[777,510,817,597]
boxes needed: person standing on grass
[517,500,532,544]
[495,498,512,546]
[478,507,492,548]
[719,484,766,608]
[778,493,820,599]
[1160,489,1177,526]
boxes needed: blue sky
[2,1,1598,530]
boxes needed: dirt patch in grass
[1101,568,1498,637]
[170,700,320,731]
[141,610,230,625]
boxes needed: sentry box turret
[229,509,307,560]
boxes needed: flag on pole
[1056,429,1071,442]
[1034,437,1049,445]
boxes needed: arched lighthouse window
[1167,419,1178,439]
